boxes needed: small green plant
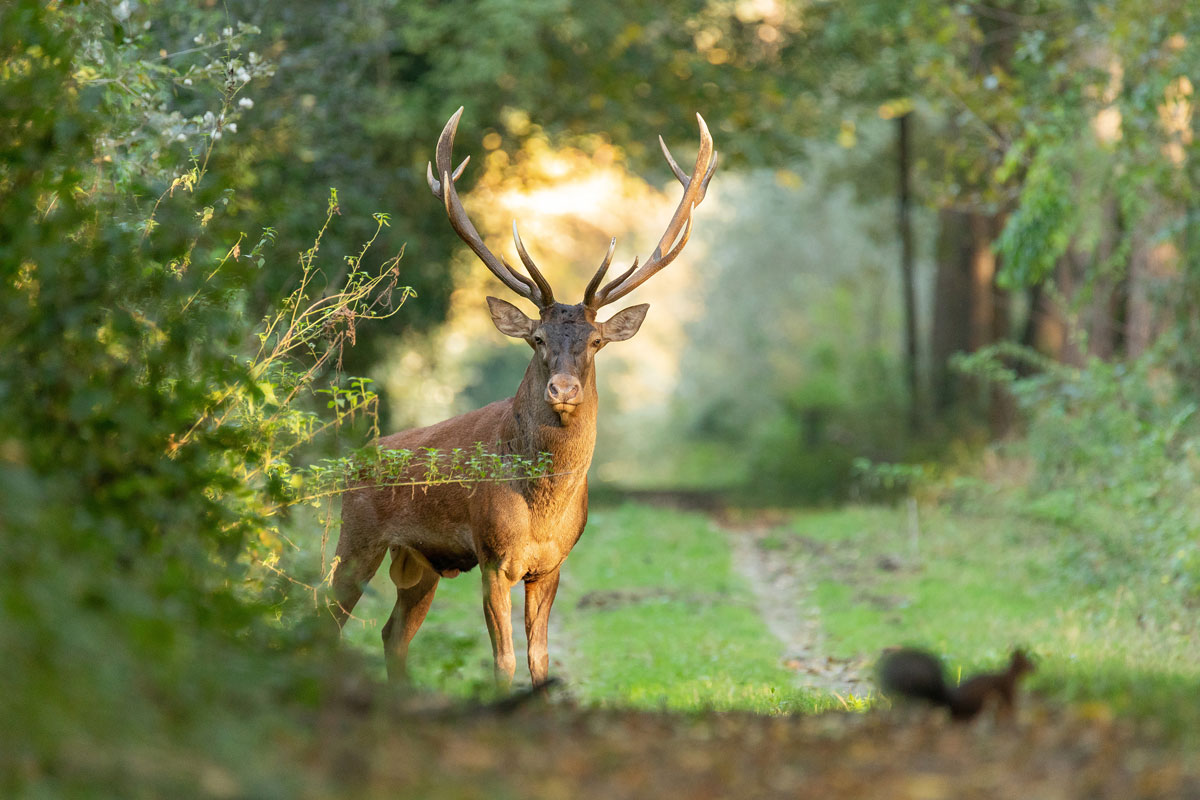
[851,458,933,500]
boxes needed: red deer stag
[332,107,717,687]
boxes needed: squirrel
[878,648,1035,721]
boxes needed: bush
[0,6,419,794]
[956,342,1200,599]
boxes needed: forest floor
[314,500,1200,799]
[300,695,1196,800]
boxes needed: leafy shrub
[0,6,545,794]
[956,342,1200,599]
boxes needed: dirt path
[719,514,873,699]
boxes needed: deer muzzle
[545,374,582,414]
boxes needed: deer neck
[509,358,598,474]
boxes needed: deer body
[338,328,597,684]
[331,109,716,687]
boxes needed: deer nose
[545,375,581,404]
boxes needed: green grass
[776,504,1200,736]
[560,504,829,712]
[334,503,827,712]
[325,499,1199,738]
[339,559,500,695]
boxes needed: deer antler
[586,113,717,309]
[427,107,552,307]
[508,221,554,307]
[581,237,617,307]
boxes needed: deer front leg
[481,563,518,687]
[524,568,560,688]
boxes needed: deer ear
[487,296,538,339]
[600,303,649,343]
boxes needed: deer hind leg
[328,540,387,629]
[481,563,519,688]
[381,547,440,683]
[524,568,561,689]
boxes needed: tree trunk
[1024,276,1067,361]
[1053,198,1124,364]
[929,210,1012,431]
[896,112,920,430]
[968,213,998,352]
[930,209,973,413]
[970,214,1015,435]
[1127,201,1180,359]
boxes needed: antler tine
[591,113,717,308]
[511,221,554,306]
[659,135,688,184]
[427,107,472,198]
[700,149,719,195]
[658,215,693,265]
[657,135,720,206]
[596,256,639,301]
[427,107,547,306]
[425,156,470,196]
[499,254,538,292]
[582,237,617,307]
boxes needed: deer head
[427,107,717,424]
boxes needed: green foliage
[295,444,554,511]
[994,145,1077,288]
[819,0,1200,351]
[957,342,1200,600]
[0,5,551,793]
[1,5,304,790]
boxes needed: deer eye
[533,332,545,345]
[589,338,602,348]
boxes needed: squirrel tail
[878,647,954,708]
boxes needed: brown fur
[332,302,631,687]
[879,648,1035,721]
